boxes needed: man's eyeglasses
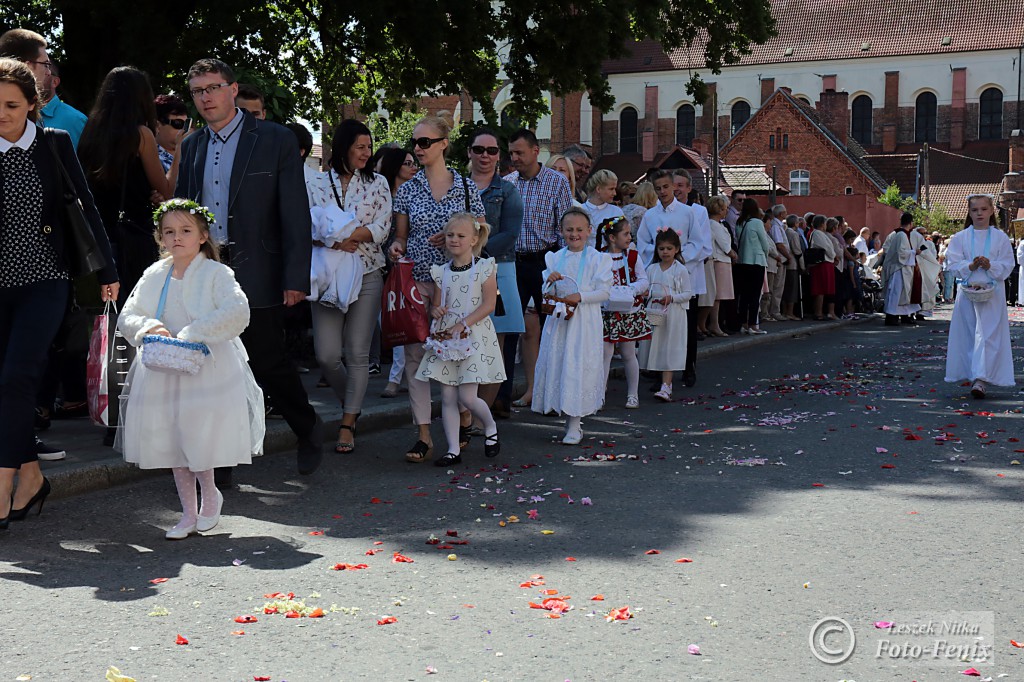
[25,59,52,72]
[470,145,500,156]
[189,82,234,99]
[162,118,187,130]
[401,160,418,168]
[410,136,446,150]
[570,158,590,171]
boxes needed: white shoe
[562,428,583,445]
[196,489,223,532]
[749,327,767,335]
[625,395,639,409]
[655,384,672,402]
[970,380,987,399]
[740,327,751,335]
[165,519,198,540]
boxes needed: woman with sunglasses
[467,128,523,420]
[389,115,486,463]
[154,94,189,172]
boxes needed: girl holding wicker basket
[117,200,264,540]
[532,207,613,445]
[640,229,693,402]
[416,213,504,466]
[943,194,1015,399]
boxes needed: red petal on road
[880,464,896,469]
[1011,639,1024,648]
[175,634,189,645]
[254,677,271,681]
[675,558,694,563]
[231,630,245,635]
[308,530,325,536]
[149,578,169,584]
[234,615,258,623]
[392,552,414,563]
[962,667,981,676]
[565,557,577,561]
[370,497,382,504]
[284,611,301,618]
[541,589,559,595]
[373,541,384,545]
[446,530,459,537]
[605,606,632,621]
[263,607,278,614]
[308,608,325,618]
[377,616,397,625]
[812,483,826,487]
[591,594,605,601]
[645,549,660,555]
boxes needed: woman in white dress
[944,194,1016,398]
[532,208,613,444]
[118,200,264,540]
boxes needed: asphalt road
[2,309,1022,682]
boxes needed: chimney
[821,74,837,92]
[642,130,655,162]
[818,90,850,145]
[644,84,659,146]
[780,86,792,95]
[882,123,897,153]
[1009,130,1024,173]
[950,67,966,150]
[760,77,775,105]
[883,71,899,129]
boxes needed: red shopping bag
[86,302,133,426]
[381,258,430,349]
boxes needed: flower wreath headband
[598,216,626,234]
[152,198,216,227]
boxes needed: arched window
[979,88,1003,140]
[500,107,521,131]
[789,169,810,196]
[676,104,696,146]
[851,95,873,145]
[619,106,638,153]
[731,101,751,136]
[915,92,937,143]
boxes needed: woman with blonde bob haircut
[545,154,583,208]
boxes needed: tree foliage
[2,0,775,130]
[878,182,959,235]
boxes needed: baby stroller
[861,276,883,313]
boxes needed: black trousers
[735,264,765,327]
[243,305,318,439]
[685,294,699,373]
[0,279,69,469]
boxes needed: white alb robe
[944,226,1016,387]
[881,229,920,316]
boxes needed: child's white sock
[171,467,199,528]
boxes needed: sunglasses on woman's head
[470,145,500,156]
[410,136,446,150]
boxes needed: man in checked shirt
[503,128,573,408]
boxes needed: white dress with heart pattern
[416,257,506,386]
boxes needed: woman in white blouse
[309,120,393,453]
[702,196,736,337]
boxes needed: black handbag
[804,246,826,267]
[43,131,107,278]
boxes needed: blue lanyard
[155,268,173,319]
[965,227,994,285]
[556,246,589,285]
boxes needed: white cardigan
[119,254,250,346]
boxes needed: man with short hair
[562,144,592,203]
[175,58,321,481]
[853,226,870,256]
[504,128,573,407]
[763,204,791,320]
[235,83,267,119]
[154,94,188,171]
[725,190,745,232]
[0,29,87,147]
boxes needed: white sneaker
[35,437,66,461]
[655,384,672,402]
[562,428,583,445]
[749,327,767,335]
[625,395,639,409]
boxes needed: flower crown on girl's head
[152,199,216,227]
[598,217,622,234]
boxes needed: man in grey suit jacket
[175,58,322,480]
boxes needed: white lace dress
[416,257,506,386]
[640,261,693,371]
[119,276,264,471]
[532,247,613,417]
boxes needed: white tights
[603,341,640,399]
[441,384,496,456]
[171,467,218,530]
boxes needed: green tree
[2,0,776,128]
[878,183,959,235]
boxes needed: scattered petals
[175,634,189,645]
[391,552,414,563]
[605,606,633,622]
[308,530,325,536]
[541,530,555,535]
[308,608,325,618]
[580,497,593,505]
[148,578,169,584]
[377,616,398,625]
[254,677,271,681]
[645,549,661,555]
[880,464,896,469]
[527,509,539,520]
[675,558,694,563]
[591,594,605,601]
[230,630,245,636]
[1011,639,1024,648]
[284,611,301,618]
[961,668,981,676]
[565,557,577,562]
[874,621,894,629]
[331,563,369,571]
[687,644,701,655]
[233,615,258,624]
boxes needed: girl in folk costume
[640,229,693,402]
[944,194,1016,399]
[118,200,264,540]
[532,208,613,445]
[597,217,651,409]
[881,212,922,325]
[416,213,504,466]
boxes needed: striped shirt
[504,165,572,253]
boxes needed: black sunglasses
[470,145,500,156]
[162,118,187,130]
[410,136,446,150]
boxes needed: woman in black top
[0,59,118,528]
[78,66,180,303]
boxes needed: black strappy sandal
[484,433,500,458]
[335,414,359,453]
[435,452,462,467]
[405,440,433,463]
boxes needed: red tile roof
[927,182,1003,218]
[604,0,1024,73]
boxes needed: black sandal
[459,425,472,451]
[435,452,462,467]
[335,413,360,453]
[484,433,500,458]
[405,440,433,463]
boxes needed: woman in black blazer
[0,58,119,529]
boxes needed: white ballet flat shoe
[196,489,223,532]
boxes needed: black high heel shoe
[484,433,500,458]
[10,477,51,521]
